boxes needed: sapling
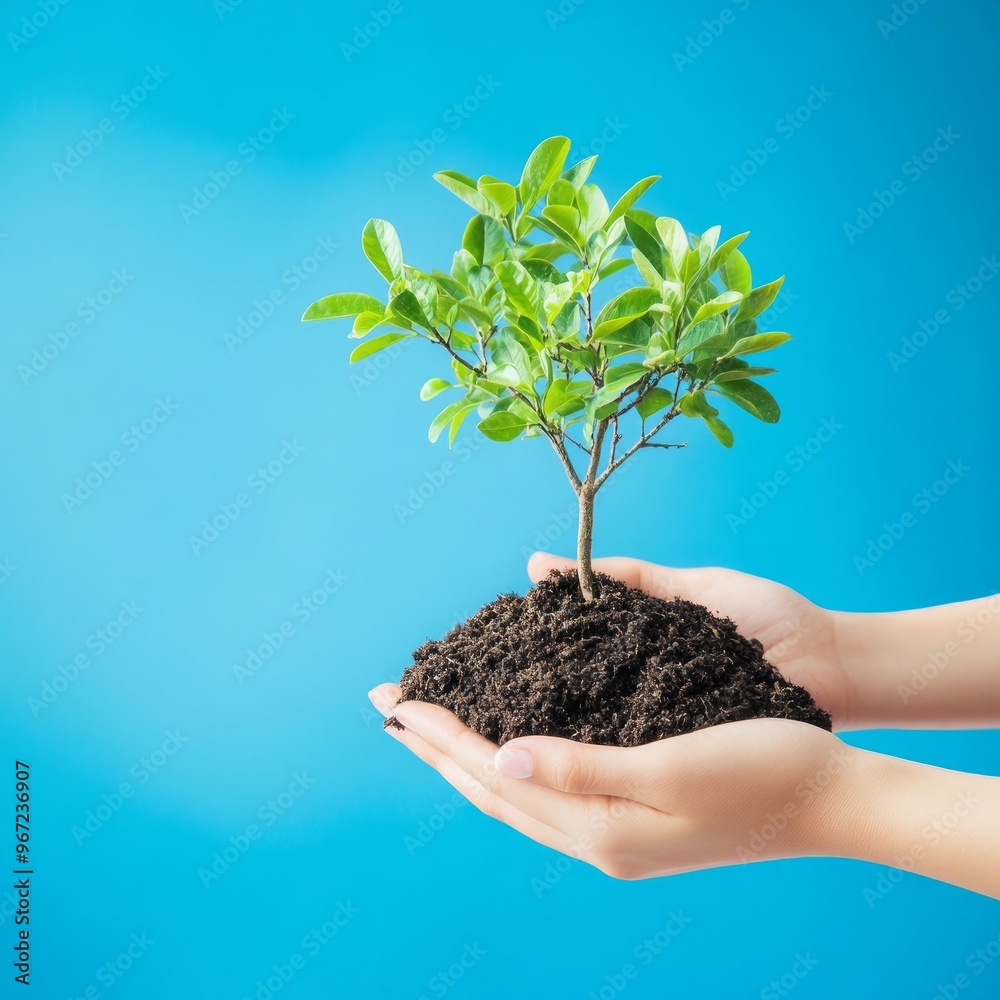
[303,136,790,602]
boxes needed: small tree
[304,136,790,601]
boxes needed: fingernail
[368,688,395,717]
[495,745,534,779]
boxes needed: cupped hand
[528,552,859,729]
[369,682,862,880]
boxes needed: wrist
[807,744,1000,897]
[827,610,874,729]
[801,742,906,862]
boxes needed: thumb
[495,735,649,799]
[527,551,575,584]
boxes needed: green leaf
[429,400,477,444]
[679,314,725,356]
[494,260,540,319]
[518,241,569,262]
[560,155,598,190]
[362,219,402,282]
[461,214,507,267]
[349,331,411,362]
[478,409,529,442]
[723,332,791,358]
[681,240,712,284]
[630,248,663,291]
[489,327,537,383]
[601,360,648,395]
[736,276,785,320]
[576,184,609,236]
[433,170,493,215]
[546,178,576,207]
[543,378,587,419]
[389,290,433,330]
[624,216,665,278]
[689,290,743,326]
[606,175,660,228]
[679,389,718,419]
[598,315,654,350]
[429,269,466,301]
[552,300,581,338]
[529,212,584,255]
[486,363,523,387]
[719,248,752,295]
[636,386,673,420]
[597,257,633,280]
[477,174,517,216]
[521,258,566,285]
[519,136,571,213]
[350,311,385,338]
[709,232,749,275]
[713,366,777,382]
[450,248,476,289]
[697,225,721,256]
[447,404,477,445]
[593,287,660,338]
[628,207,658,232]
[715,379,780,423]
[678,390,734,446]
[541,204,582,240]
[655,217,689,270]
[420,377,452,400]
[301,292,383,322]
[705,416,734,447]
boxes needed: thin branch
[615,372,661,419]
[548,433,582,491]
[474,324,496,369]
[431,330,482,376]
[607,414,620,468]
[595,406,682,489]
[584,418,608,489]
[671,368,685,406]
[641,442,687,450]
[564,433,591,455]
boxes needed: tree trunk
[576,419,607,601]
[577,483,598,601]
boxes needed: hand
[369,682,860,879]
[370,553,1000,895]
[527,552,860,729]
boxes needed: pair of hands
[369,554,871,880]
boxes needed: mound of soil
[397,571,831,747]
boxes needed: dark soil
[397,571,831,747]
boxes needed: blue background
[2,0,999,996]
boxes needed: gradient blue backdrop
[2,0,999,996]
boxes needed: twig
[595,406,681,489]
[430,330,482,376]
[548,433,582,490]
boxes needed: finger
[383,716,582,857]
[496,735,655,801]
[528,551,711,603]
[368,683,402,717]
[390,699,591,839]
[527,550,576,583]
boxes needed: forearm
[820,747,1000,899]
[833,595,1000,728]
